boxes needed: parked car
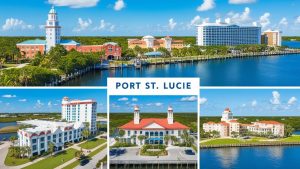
[80,159,90,166]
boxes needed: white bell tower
[221,108,233,122]
[134,105,140,124]
[45,6,61,52]
[167,106,173,124]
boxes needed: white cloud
[279,17,288,26]
[197,0,215,11]
[95,19,115,32]
[199,97,208,105]
[155,102,163,106]
[295,16,300,24]
[251,100,257,107]
[168,18,177,30]
[118,97,128,101]
[2,94,16,98]
[73,18,92,32]
[242,103,246,107]
[2,18,33,31]
[132,98,138,102]
[187,16,201,29]
[288,97,297,105]
[39,25,44,29]
[181,96,198,102]
[48,101,52,107]
[225,7,251,25]
[18,99,27,102]
[114,0,125,11]
[48,0,100,8]
[270,91,280,105]
[259,12,271,29]
[229,0,256,4]
[35,100,44,109]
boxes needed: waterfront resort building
[18,120,85,156]
[261,30,282,46]
[128,36,184,51]
[61,97,97,134]
[203,108,285,137]
[16,6,122,59]
[118,106,189,145]
[17,96,97,156]
[196,21,261,46]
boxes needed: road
[75,148,107,169]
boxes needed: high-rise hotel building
[196,22,261,46]
[61,97,97,134]
[261,30,282,46]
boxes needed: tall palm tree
[25,146,31,157]
[137,135,146,145]
[118,130,125,143]
[170,136,177,145]
[163,135,170,145]
[130,135,136,144]
[48,142,55,156]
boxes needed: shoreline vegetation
[0,126,19,134]
[1,36,300,86]
[200,135,300,149]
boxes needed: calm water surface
[201,146,300,169]
[0,122,17,141]
[64,41,300,86]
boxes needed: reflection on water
[201,146,300,169]
[214,148,239,169]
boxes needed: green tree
[137,135,146,145]
[118,130,125,143]
[285,125,294,137]
[48,142,55,156]
[163,135,170,145]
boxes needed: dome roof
[49,6,56,13]
[142,35,154,39]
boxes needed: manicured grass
[62,143,107,169]
[202,138,243,146]
[281,135,300,142]
[22,148,77,169]
[0,126,19,133]
[78,138,106,150]
[5,149,31,166]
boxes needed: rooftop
[17,39,46,45]
[119,118,189,130]
[60,39,80,45]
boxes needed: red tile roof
[257,120,283,125]
[119,118,189,130]
[219,122,229,126]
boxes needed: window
[41,143,44,149]
[47,136,51,140]
[32,145,37,151]
[32,139,37,144]
[40,137,45,142]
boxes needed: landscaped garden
[140,145,168,156]
[4,148,32,166]
[22,148,77,169]
[78,138,106,150]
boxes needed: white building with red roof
[203,108,284,137]
[17,119,85,156]
[119,106,189,145]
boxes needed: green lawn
[5,149,31,166]
[62,143,107,169]
[281,135,300,142]
[22,148,77,169]
[78,138,106,150]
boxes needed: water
[282,41,300,48]
[293,131,300,135]
[65,53,300,86]
[200,146,300,169]
[0,122,17,141]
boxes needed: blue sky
[0,89,107,113]
[200,89,300,116]
[110,95,198,113]
[0,0,299,36]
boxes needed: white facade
[45,6,61,52]
[142,35,155,48]
[61,97,97,134]
[203,108,285,137]
[18,120,84,156]
[196,22,261,46]
[119,106,189,146]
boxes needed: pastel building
[61,97,97,134]
[261,30,282,46]
[16,6,122,59]
[203,108,285,137]
[18,120,84,156]
[196,21,261,46]
[128,36,184,51]
[119,106,189,145]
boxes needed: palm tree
[170,136,177,145]
[130,135,136,144]
[163,135,170,145]
[82,129,90,140]
[48,142,55,156]
[137,135,146,145]
[118,130,125,143]
[9,136,17,146]
[25,146,31,157]
[181,130,190,147]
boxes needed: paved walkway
[3,63,29,70]
[75,148,107,169]
[55,137,107,169]
[1,134,107,169]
